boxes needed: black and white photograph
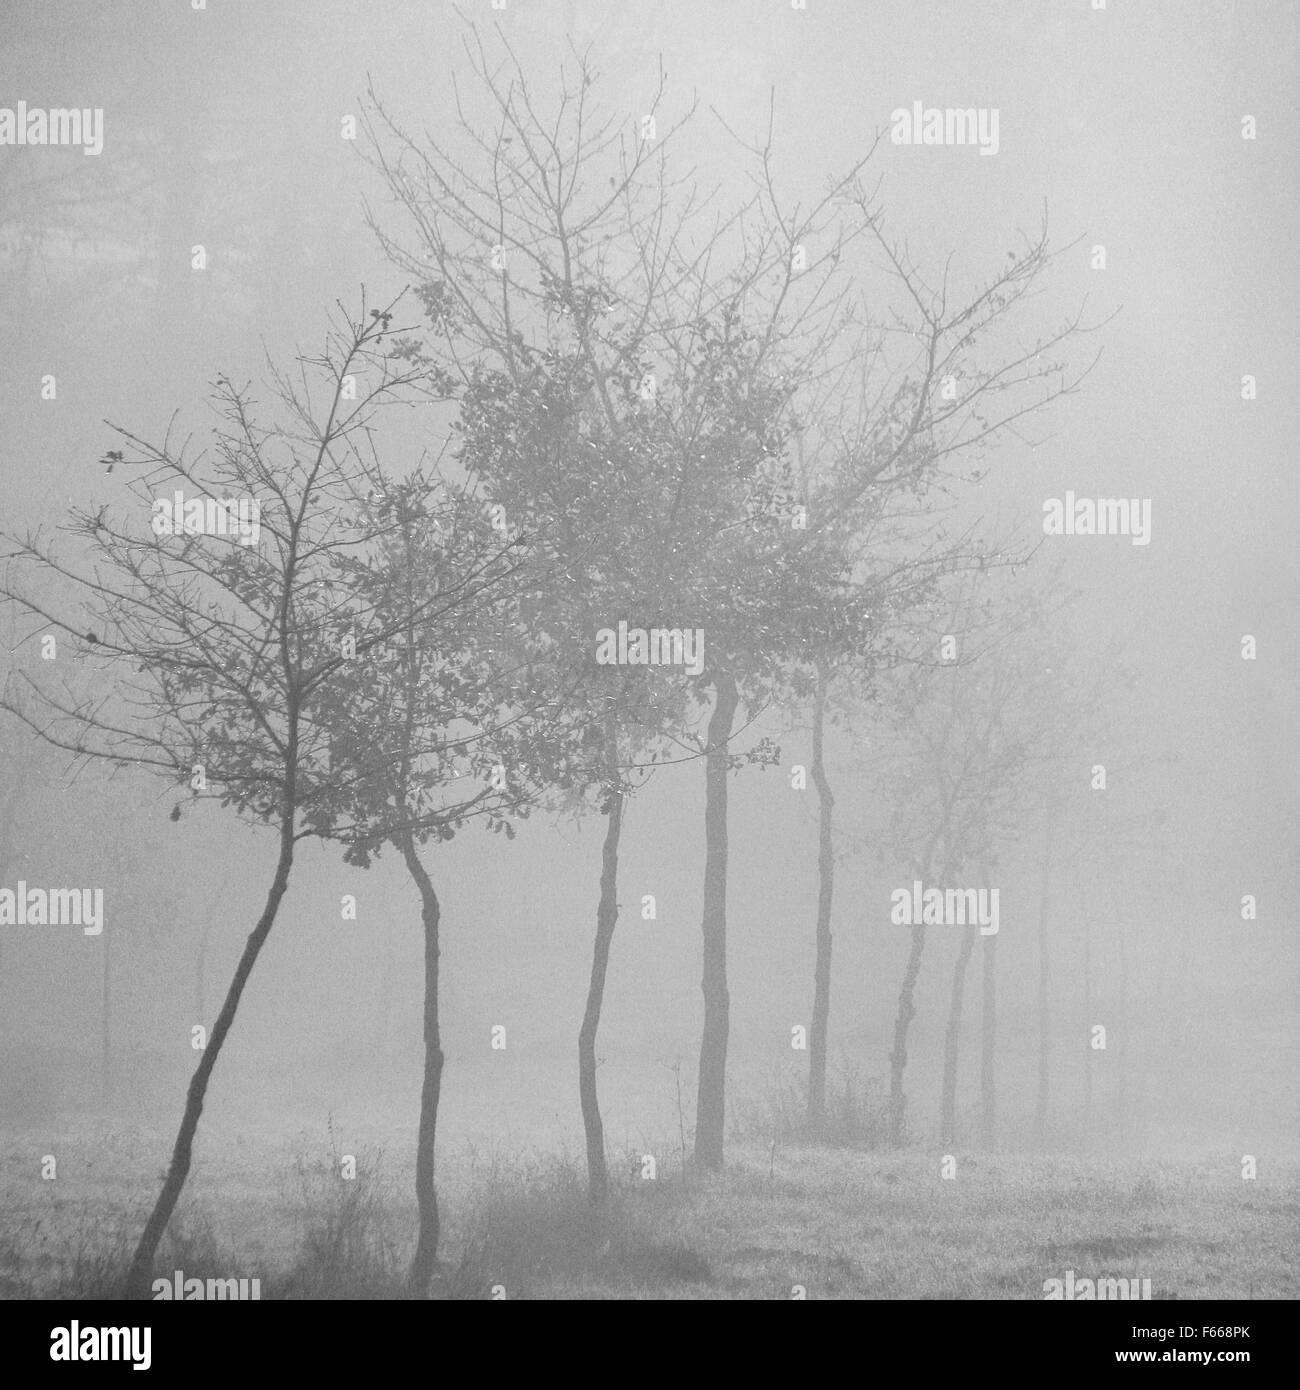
[0,0,1294,1360]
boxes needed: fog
[0,0,1295,1305]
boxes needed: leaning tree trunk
[938,884,979,1148]
[889,835,945,1147]
[695,671,739,1171]
[578,775,626,1202]
[124,818,296,1298]
[979,927,998,1149]
[806,663,836,1136]
[1033,804,1058,1146]
[398,833,445,1296]
[888,920,926,1146]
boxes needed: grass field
[2,1120,1294,1300]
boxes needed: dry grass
[1,1119,1294,1300]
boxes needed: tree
[1015,618,1113,1149]
[363,29,802,1182]
[316,469,579,1291]
[453,365,699,1202]
[1026,666,1155,1148]
[363,20,1094,1173]
[786,497,979,1136]
[933,602,1066,1149]
[0,295,441,1297]
[673,176,1093,1167]
[871,575,1023,1146]
[872,573,1102,1148]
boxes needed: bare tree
[0,295,444,1297]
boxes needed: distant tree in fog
[870,579,1008,1147]
[0,720,43,991]
[930,584,1086,1150]
[777,427,986,1139]
[764,213,1091,1138]
[866,574,1096,1149]
[1019,646,1145,1150]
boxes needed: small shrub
[442,1153,708,1298]
[735,1060,891,1149]
[274,1143,404,1299]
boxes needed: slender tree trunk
[1033,803,1058,1146]
[888,832,944,1148]
[124,820,296,1298]
[695,671,738,1171]
[888,922,926,1146]
[398,833,444,1296]
[806,664,835,1135]
[979,928,997,1149]
[939,894,978,1148]
[578,778,625,1202]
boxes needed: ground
[1,1120,1294,1300]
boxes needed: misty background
[0,0,1296,1195]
